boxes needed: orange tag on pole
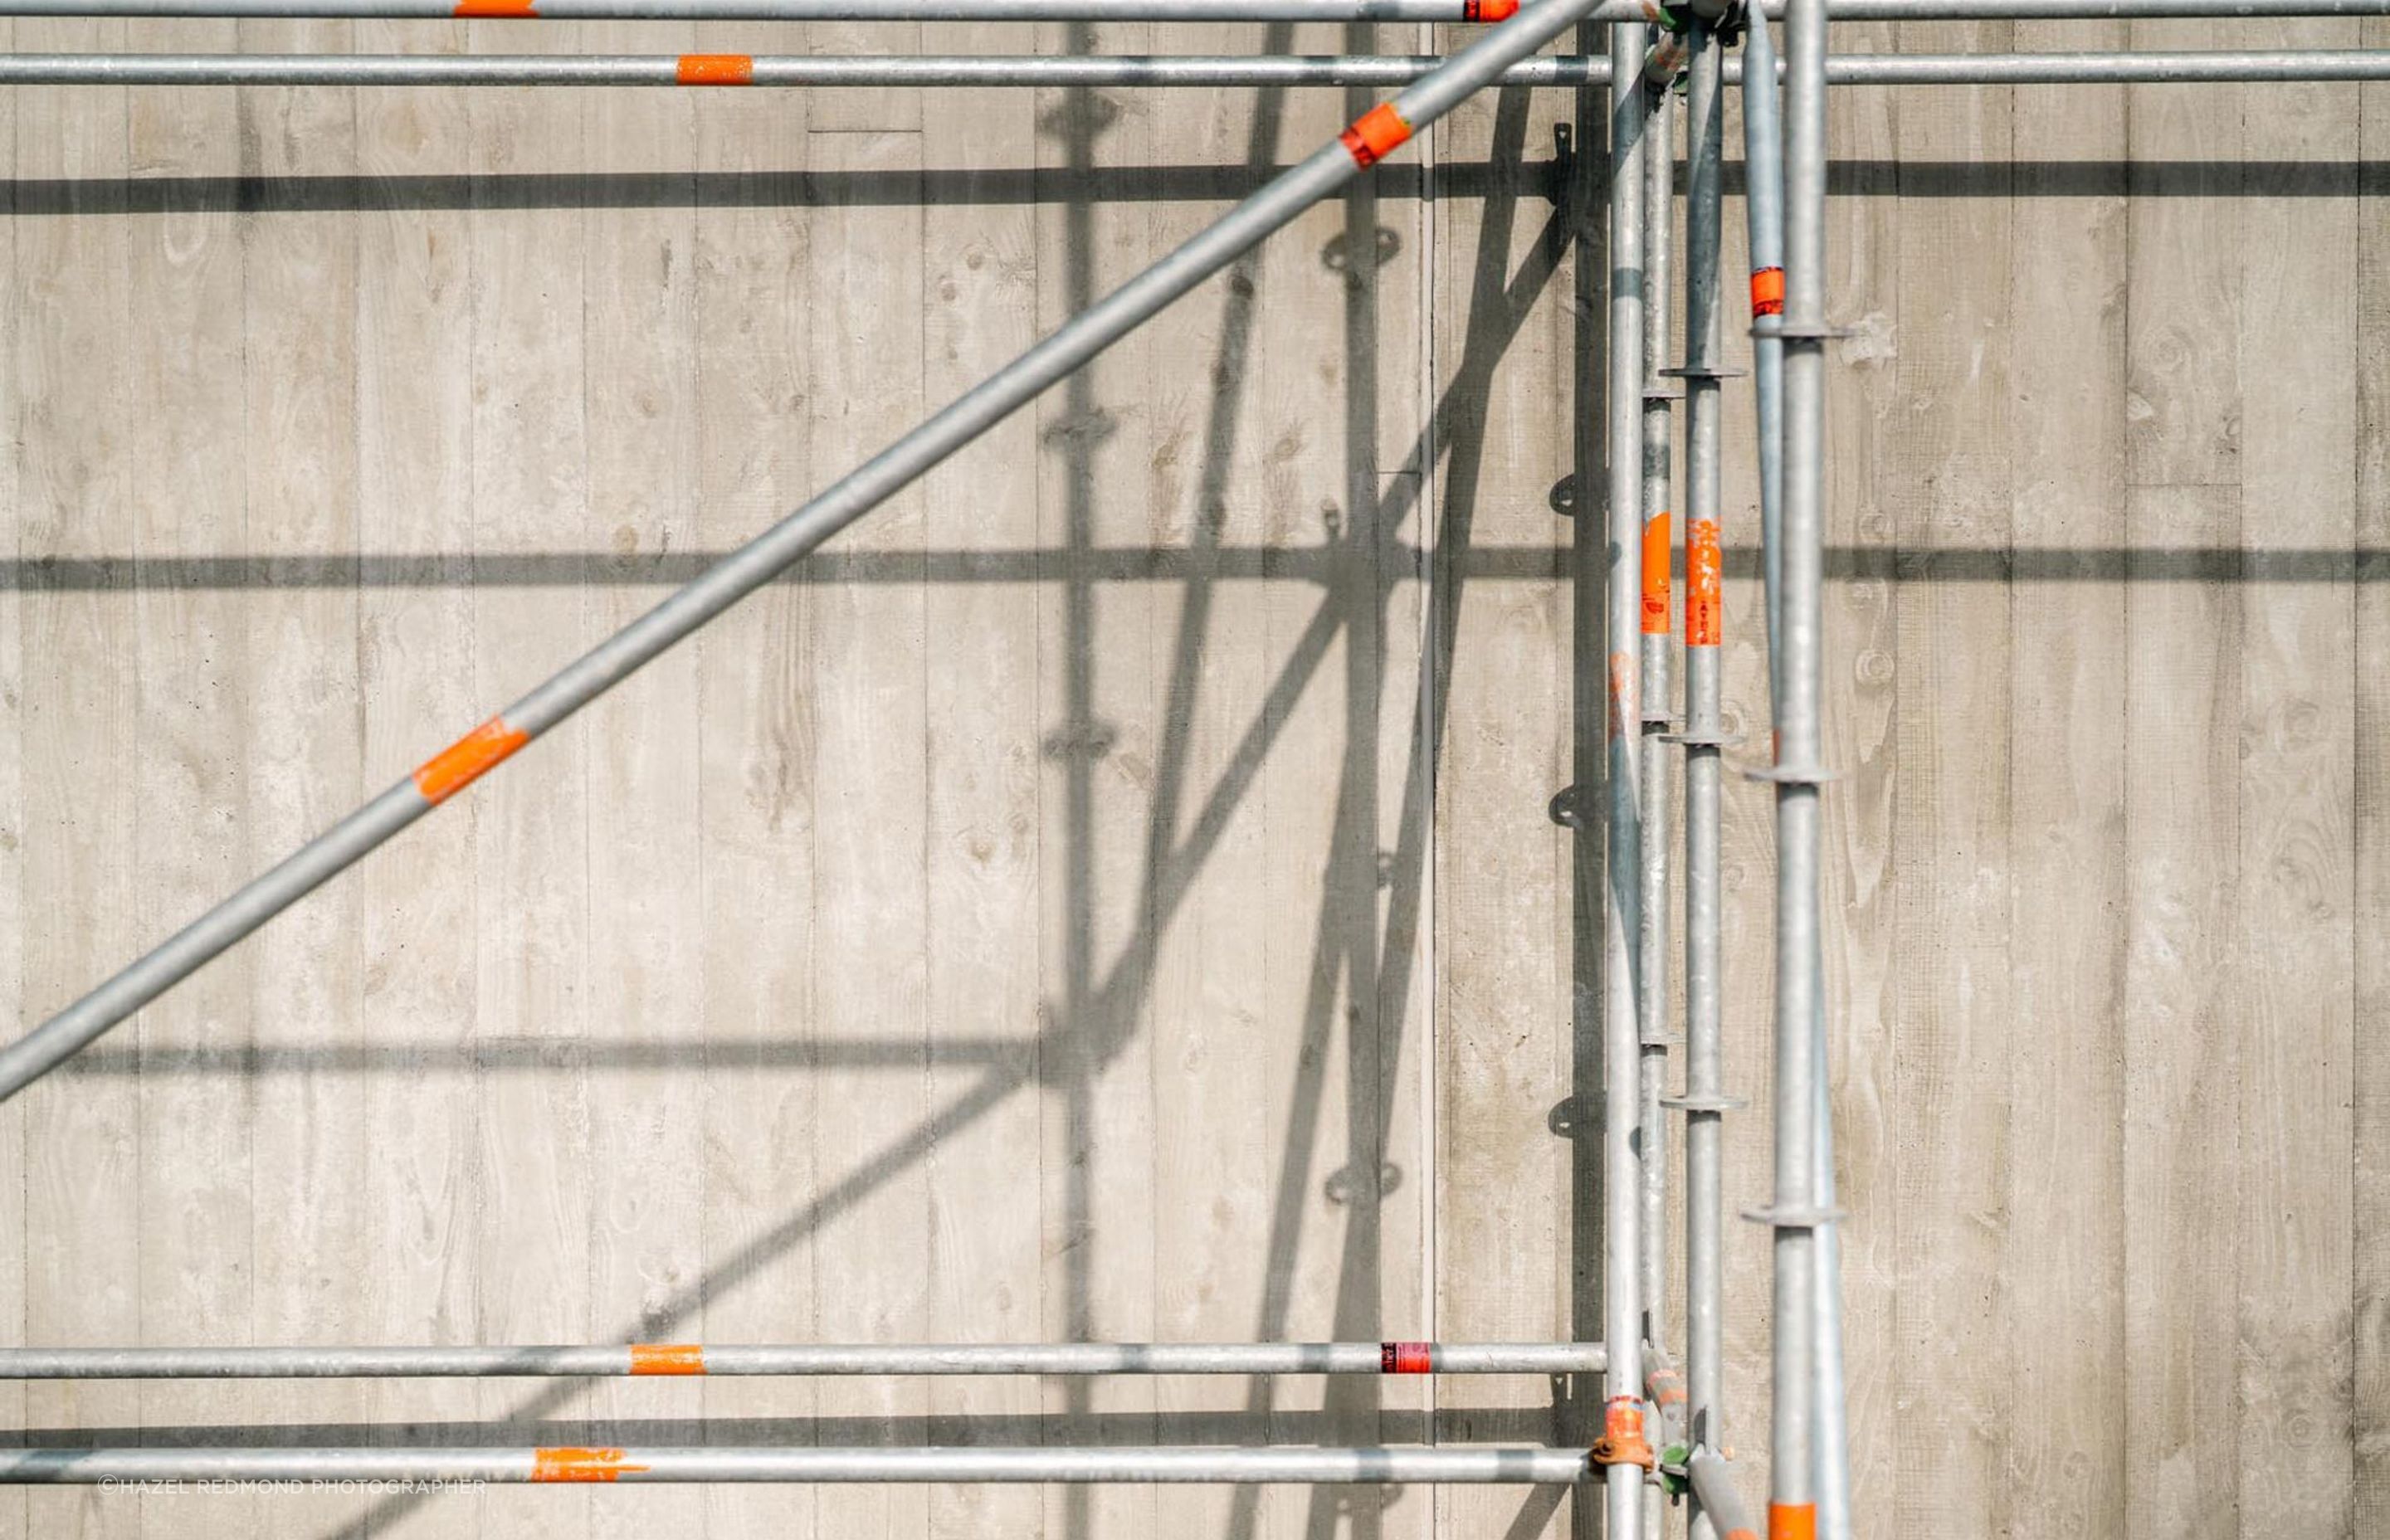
[1751,266,1786,319]
[1339,103,1412,168]
[629,1343,706,1376]
[677,53,754,84]
[531,1448,650,1484]
[412,716,529,805]
[1641,512,1672,635]
[453,0,535,13]
[1769,1503,1817,1540]
[1462,0,1518,17]
[1687,518,1723,647]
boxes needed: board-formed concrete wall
[0,12,2380,1538]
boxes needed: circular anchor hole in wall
[1320,226,1400,275]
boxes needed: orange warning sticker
[1607,651,1636,740]
[1461,0,1518,17]
[412,715,529,806]
[1751,266,1786,319]
[453,0,535,14]
[531,1448,650,1484]
[1379,1342,1432,1374]
[1641,512,1672,635]
[1687,517,1723,647]
[630,1343,706,1376]
[1769,1503,1817,1540]
[1339,103,1412,169]
[677,53,754,85]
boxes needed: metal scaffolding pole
[0,0,2379,19]
[1742,12,1851,1538]
[0,50,2383,87]
[1635,22,1675,1421]
[0,1447,1598,1484]
[0,0,1607,1104]
[0,1342,1608,1378]
[1757,0,1834,1537]
[1686,1448,1761,1540]
[1599,17,1651,1538]
[1659,14,1733,1540]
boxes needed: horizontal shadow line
[56,1036,1036,1076]
[0,159,2372,213]
[2,547,2379,589]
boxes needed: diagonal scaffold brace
[0,0,1612,1106]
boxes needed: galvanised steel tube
[0,1342,1609,1378]
[1763,0,1827,1534]
[1754,17,1851,1540]
[1671,18,1728,1540]
[1686,1449,1760,1540]
[0,51,2384,88]
[0,0,2382,19]
[1600,18,1650,1540]
[1634,29,1675,1400]
[0,1447,1598,1484]
[1739,17,1847,1537]
[1804,47,2390,80]
[0,0,1503,16]
[0,0,1608,1104]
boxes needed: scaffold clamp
[1589,1396,1658,1472]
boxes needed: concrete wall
[0,13,2381,1539]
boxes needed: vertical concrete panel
[2234,17,2359,1538]
[2123,22,2245,1540]
[354,20,484,1538]
[687,27,818,1540]
[920,25,1042,1540]
[2004,21,2129,1540]
[238,18,370,1533]
[582,23,706,1540]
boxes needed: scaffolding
[0,0,2376,1528]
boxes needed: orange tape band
[413,715,529,805]
[1769,1503,1817,1540]
[630,1343,706,1376]
[677,52,754,84]
[531,1447,650,1484]
[1380,1341,1433,1374]
[1751,266,1786,319]
[453,0,535,14]
[1687,517,1723,647]
[1461,0,1518,17]
[1646,1368,1687,1408]
[1339,103,1412,169]
[1641,512,1672,635]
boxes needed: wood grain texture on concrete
[0,17,2381,1540]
